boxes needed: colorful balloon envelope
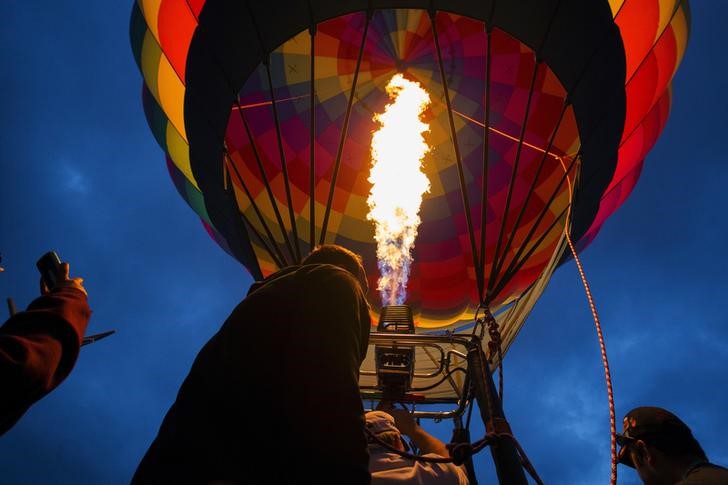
[131,0,689,349]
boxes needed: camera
[36,251,62,289]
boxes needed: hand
[41,262,87,296]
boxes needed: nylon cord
[559,157,618,485]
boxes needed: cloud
[60,163,89,195]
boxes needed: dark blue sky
[1,2,726,483]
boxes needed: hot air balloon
[130,0,690,482]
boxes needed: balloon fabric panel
[156,0,197,81]
[579,0,689,249]
[131,1,690,330]
[224,9,577,327]
[576,89,671,251]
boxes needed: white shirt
[369,449,470,485]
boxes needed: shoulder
[299,263,356,281]
[679,462,728,484]
[297,264,363,295]
[251,264,358,290]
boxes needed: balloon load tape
[375,305,416,400]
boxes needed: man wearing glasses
[617,406,728,484]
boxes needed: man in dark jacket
[0,261,91,435]
[134,245,372,484]
[617,406,728,484]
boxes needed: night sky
[1,2,727,484]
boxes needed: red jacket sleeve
[0,287,91,435]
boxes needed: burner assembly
[375,305,416,399]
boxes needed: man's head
[617,407,706,484]
[302,244,368,293]
[365,411,405,452]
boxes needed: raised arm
[0,262,90,435]
[387,407,450,457]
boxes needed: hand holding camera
[36,251,87,296]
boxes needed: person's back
[134,257,371,484]
[366,410,469,485]
[369,450,468,484]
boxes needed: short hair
[302,245,368,292]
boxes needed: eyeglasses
[616,434,637,447]
[616,434,639,465]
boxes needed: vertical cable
[490,102,569,285]
[489,153,578,299]
[235,106,294,265]
[479,28,493,303]
[224,151,287,267]
[491,203,569,300]
[429,8,481,287]
[319,9,372,244]
[478,0,498,301]
[240,1,298,264]
[238,213,282,269]
[486,60,541,298]
[264,60,301,263]
[308,19,317,253]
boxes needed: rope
[471,303,504,402]
[471,304,487,340]
[565,233,617,485]
[484,310,504,401]
[497,433,545,485]
[558,157,618,485]
[364,427,544,485]
[365,426,468,464]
